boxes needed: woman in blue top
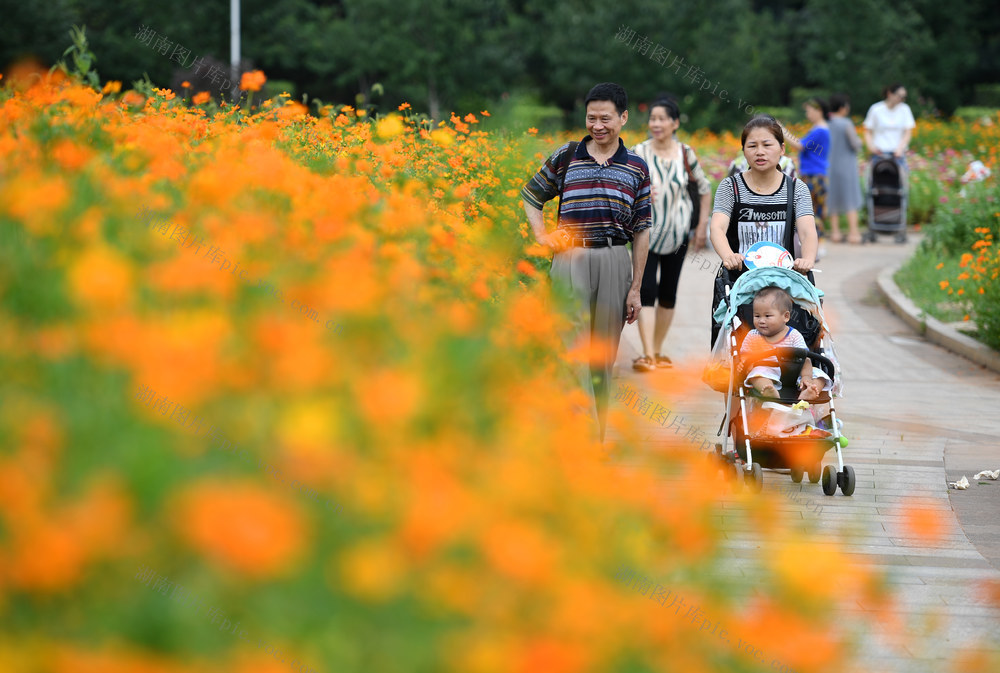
[788,98,830,236]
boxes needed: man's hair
[754,286,793,313]
[585,83,628,114]
[741,114,784,148]
[829,93,850,112]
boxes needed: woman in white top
[630,98,711,371]
[863,83,915,163]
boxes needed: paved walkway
[609,236,1000,671]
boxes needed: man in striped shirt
[521,82,652,440]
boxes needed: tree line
[3,0,998,128]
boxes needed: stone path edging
[878,264,1000,374]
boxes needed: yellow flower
[376,114,405,139]
[430,128,455,147]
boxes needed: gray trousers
[550,245,632,439]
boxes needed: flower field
[2,66,996,673]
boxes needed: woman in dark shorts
[630,98,711,371]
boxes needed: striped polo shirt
[521,137,652,241]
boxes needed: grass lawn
[894,246,970,323]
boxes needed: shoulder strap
[558,141,579,198]
[682,144,694,183]
[726,176,741,256]
[557,141,579,224]
[783,176,796,252]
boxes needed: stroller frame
[864,154,908,243]
[713,273,855,497]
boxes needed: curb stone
[878,264,1000,375]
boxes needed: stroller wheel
[821,464,838,496]
[839,465,857,496]
[732,463,744,491]
[807,461,822,484]
[790,467,804,483]
[745,462,763,493]
[894,232,908,244]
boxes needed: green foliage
[3,0,999,129]
[920,179,1000,255]
[973,84,1000,107]
[901,176,1000,349]
[130,73,157,98]
[53,25,100,88]
[953,107,1000,123]
[799,0,930,107]
[482,91,565,134]
[894,248,966,323]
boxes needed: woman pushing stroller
[709,114,819,346]
[710,114,818,277]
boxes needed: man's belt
[569,236,628,248]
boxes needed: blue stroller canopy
[713,266,825,328]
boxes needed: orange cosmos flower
[171,479,309,578]
[239,70,267,92]
[181,80,191,88]
[516,259,537,277]
[7,521,87,592]
[100,80,121,95]
[192,91,211,105]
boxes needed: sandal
[846,232,863,244]
[632,356,655,372]
[829,231,844,243]
[654,354,673,368]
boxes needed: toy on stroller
[703,265,855,496]
[865,154,908,243]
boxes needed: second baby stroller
[865,154,908,243]
[703,266,855,496]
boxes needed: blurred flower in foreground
[67,245,134,309]
[899,498,948,543]
[171,480,310,579]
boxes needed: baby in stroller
[705,266,854,495]
[742,286,825,402]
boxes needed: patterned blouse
[632,139,710,255]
